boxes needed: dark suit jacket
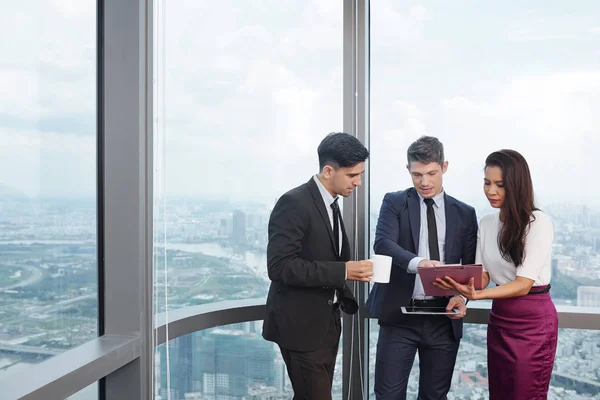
[365,187,478,339]
[262,178,358,352]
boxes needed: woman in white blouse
[439,149,558,400]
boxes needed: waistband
[527,284,551,295]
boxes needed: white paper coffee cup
[371,254,392,283]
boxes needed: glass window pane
[153,0,342,309]
[370,2,600,307]
[156,321,344,399]
[153,0,343,309]
[153,0,344,398]
[0,1,97,369]
[370,1,600,398]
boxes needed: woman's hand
[435,276,481,301]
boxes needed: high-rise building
[158,332,206,400]
[158,338,181,400]
[219,218,232,238]
[198,328,277,398]
[232,210,246,245]
[273,357,289,394]
[594,236,600,253]
[577,286,600,307]
[552,258,559,277]
[578,253,590,269]
[175,334,193,397]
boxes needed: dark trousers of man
[375,315,460,400]
[279,308,341,400]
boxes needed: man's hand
[446,295,466,319]
[418,259,441,268]
[346,260,373,282]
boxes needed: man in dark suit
[263,132,373,399]
[366,136,478,400]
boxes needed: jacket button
[328,300,333,305]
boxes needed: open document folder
[417,264,484,297]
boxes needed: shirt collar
[417,189,445,207]
[313,175,338,206]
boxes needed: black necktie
[424,198,440,261]
[331,198,341,256]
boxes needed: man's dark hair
[317,132,369,170]
[407,135,444,166]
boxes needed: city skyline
[1,195,599,399]
[2,1,600,399]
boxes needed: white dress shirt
[313,175,346,301]
[313,175,343,256]
[407,191,446,300]
[477,210,553,286]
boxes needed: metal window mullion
[101,0,153,399]
[343,1,370,399]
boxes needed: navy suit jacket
[365,187,478,339]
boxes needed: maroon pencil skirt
[487,289,558,400]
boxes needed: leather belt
[410,298,448,307]
[528,284,551,295]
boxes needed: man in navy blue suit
[366,136,478,400]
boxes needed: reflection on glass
[0,1,97,371]
[155,322,344,399]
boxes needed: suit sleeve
[267,193,346,288]
[373,192,419,271]
[462,207,478,265]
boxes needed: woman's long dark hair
[485,150,537,267]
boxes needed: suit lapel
[307,178,338,255]
[444,193,457,263]
[407,189,421,252]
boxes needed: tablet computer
[401,306,460,315]
[417,264,483,297]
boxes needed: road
[0,265,43,292]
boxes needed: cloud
[0,1,95,124]
[436,70,600,205]
[0,1,96,197]
[506,13,600,42]
[155,0,344,200]
[370,2,451,62]
[3,0,600,206]
[368,1,600,209]
[0,128,95,197]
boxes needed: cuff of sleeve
[516,273,537,282]
[459,295,468,305]
[407,257,423,274]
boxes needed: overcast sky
[1,0,600,211]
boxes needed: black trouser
[375,311,460,400]
[279,308,341,400]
